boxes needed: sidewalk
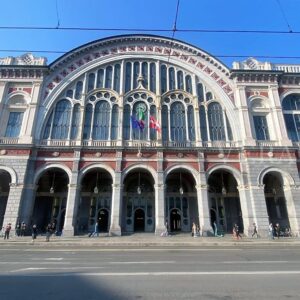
[1,233,300,247]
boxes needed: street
[0,244,300,299]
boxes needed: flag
[137,109,145,130]
[150,115,161,132]
[131,115,144,131]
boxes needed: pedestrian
[20,222,26,236]
[45,223,52,242]
[233,224,242,240]
[275,223,280,239]
[192,222,197,237]
[16,222,21,237]
[4,223,12,240]
[213,221,218,237]
[251,222,259,238]
[90,221,99,237]
[269,223,274,239]
[31,224,38,242]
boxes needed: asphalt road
[0,244,300,300]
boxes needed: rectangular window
[253,115,270,140]
[5,112,24,137]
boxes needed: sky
[1,0,300,68]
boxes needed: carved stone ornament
[177,152,184,158]
[52,152,60,157]
[95,152,102,157]
[0,149,7,155]
[218,153,225,159]
[267,151,274,158]
[137,151,143,158]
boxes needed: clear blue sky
[1,0,300,67]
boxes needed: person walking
[275,223,280,239]
[45,223,52,242]
[91,221,99,237]
[251,222,259,238]
[4,223,12,240]
[15,222,21,237]
[20,222,26,237]
[269,223,274,239]
[192,222,197,237]
[31,224,38,243]
[213,221,218,237]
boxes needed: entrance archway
[78,169,112,235]
[0,170,11,228]
[170,208,181,232]
[32,168,69,233]
[122,169,155,233]
[134,209,145,232]
[165,170,198,232]
[98,209,109,232]
[208,170,243,234]
[263,172,290,228]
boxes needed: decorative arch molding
[43,35,234,103]
[206,164,242,185]
[78,163,115,184]
[257,166,296,187]
[165,164,199,185]
[6,91,31,105]
[33,163,72,185]
[0,165,17,184]
[122,163,157,185]
[279,89,300,102]
[86,88,120,104]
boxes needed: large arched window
[161,65,167,94]
[207,102,226,141]
[111,105,119,140]
[170,102,186,142]
[169,67,175,90]
[282,94,300,141]
[70,104,81,140]
[149,63,156,93]
[123,104,131,140]
[142,62,148,89]
[83,104,93,139]
[113,64,121,93]
[87,73,95,92]
[97,69,104,88]
[74,81,83,100]
[92,101,111,140]
[51,100,72,139]
[105,66,113,89]
[162,105,169,142]
[251,98,270,141]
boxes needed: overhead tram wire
[167,0,180,63]
[1,26,300,35]
[1,48,300,60]
[276,0,293,33]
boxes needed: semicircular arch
[33,164,72,185]
[257,166,295,187]
[206,164,242,185]
[0,165,17,184]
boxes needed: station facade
[0,34,300,236]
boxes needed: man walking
[251,222,259,238]
[90,221,99,237]
[4,223,12,240]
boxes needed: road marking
[4,271,300,277]
[10,266,105,273]
[223,260,290,264]
[44,258,64,261]
[109,261,175,264]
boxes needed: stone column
[250,184,270,237]
[2,183,24,231]
[19,184,38,225]
[196,183,212,236]
[109,173,122,236]
[155,172,165,235]
[283,185,300,236]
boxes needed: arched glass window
[208,102,225,141]
[51,100,72,139]
[43,111,53,139]
[161,65,167,94]
[177,71,184,90]
[150,63,156,93]
[206,92,213,101]
[123,104,131,140]
[199,105,208,141]
[87,73,95,92]
[105,66,113,89]
[97,69,104,88]
[75,81,83,100]
[150,105,157,141]
[282,94,300,141]
[161,105,169,142]
[93,101,110,140]
[83,104,93,139]
[170,102,186,142]
[133,62,140,89]
[185,75,192,94]
[142,62,148,89]
[169,67,175,90]
[253,115,270,140]
[66,89,73,98]
[5,112,24,137]
[125,62,132,93]
[132,101,148,140]
[197,83,204,102]
[187,106,195,141]
[111,105,119,140]
[113,64,121,93]
[70,104,81,140]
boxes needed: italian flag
[150,115,161,132]
[137,110,145,130]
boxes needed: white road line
[4,271,300,277]
[10,267,105,273]
[223,261,290,264]
[109,261,175,264]
[44,258,64,261]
